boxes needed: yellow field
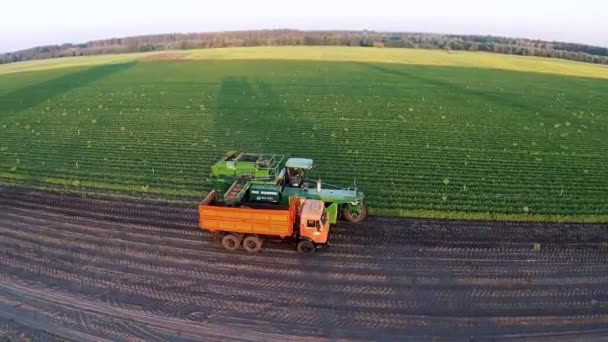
[183,46,608,79]
[0,52,149,75]
[2,46,608,79]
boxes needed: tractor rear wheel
[297,240,316,254]
[342,204,368,223]
[243,235,263,253]
[221,234,240,251]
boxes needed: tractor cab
[283,158,313,188]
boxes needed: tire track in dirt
[3,234,607,323]
[0,276,329,341]
[5,201,606,269]
[2,212,599,298]
[3,187,607,245]
[1,187,608,339]
[4,243,605,322]
[3,211,608,290]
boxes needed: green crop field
[1,47,608,222]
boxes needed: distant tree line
[2,30,607,65]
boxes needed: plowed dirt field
[1,188,607,341]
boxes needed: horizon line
[3,28,607,55]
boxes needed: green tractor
[209,151,367,223]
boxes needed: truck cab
[297,199,330,250]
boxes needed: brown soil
[1,187,607,340]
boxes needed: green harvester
[209,150,367,223]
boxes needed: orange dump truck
[199,190,331,253]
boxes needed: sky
[2,0,607,53]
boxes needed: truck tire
[297,240,316,254]
[342,204,368,223]
[243,235,263,253]
[221,234,240,251]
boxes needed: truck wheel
[297,240,315,254]
[342,204,368,223]
[243,235,263,253]
[221,234,240,251]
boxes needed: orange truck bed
[199,191,297,238]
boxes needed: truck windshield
[321,210,327,225]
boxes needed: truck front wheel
[297,240,316,254]
[221,234,241,251]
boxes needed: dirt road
[1,188,607,341]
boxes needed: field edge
[3,179,607,224]
[370,207,608,224]
[2,46,608,80]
